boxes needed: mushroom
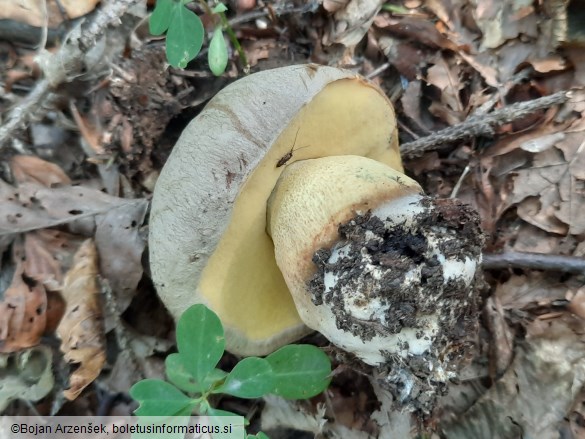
[266,155,482,370]
[149,65,483,402]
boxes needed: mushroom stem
[267,155,483,411]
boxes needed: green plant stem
[218,10,250,74]
[196,0,249,74]
[196,0,214,16]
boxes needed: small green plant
[130,304,331,438]
[150,0,248,74]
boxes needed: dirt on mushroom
[308,196,484,412]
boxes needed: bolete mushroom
[150,65,483,401]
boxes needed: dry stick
[0,0,141,149]
[471,69,532,117]
[228,2,319,27]
[399,90,571,158]
[482,252,585,274]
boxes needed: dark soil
[308,196,484,413]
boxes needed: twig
[0,0,141,150]
[471,68,532,117]
[482,252,585,274]
[39,0,49,50]
[400,90,571,158]
[227,2,319,27]
[450,164,471,198]
[366,62,390,80]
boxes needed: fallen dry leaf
[476,93,585,237]
[442,316,585,438]
[242,40,276,68]
[567,287,585,320]
[0,177,148,317]
[56,239,106,400]
[324,0,385,48]
[511,126,585,235]
[471,0,538,50]
[11,155,71,187]
[484,296,514,379]
[427,54,467,126]
[528,55,568,73]
[374,14,459,51]
[23,230,86,332]
[0,180,146,235]
[495,272,568,311]
[378,36,428,80]
[400,80,432,133]
[0,0,100,28]
[427,56,465,118]
[0,346,54,411]
[323,0,350,13]
[95,199,148,315]
[0,245,47,353]
[24,231,65,290]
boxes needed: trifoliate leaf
[166,5,204,68]
[149,0,174,35]
[266,345,331,399]
[130,379,196,416]
[176,304,225,384]
[215,357,274,398]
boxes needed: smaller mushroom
[267,155,483,409]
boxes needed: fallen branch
[0,0,141,150]
[400,90,571,158]
[227,2,319,27]
[482,251,585,274]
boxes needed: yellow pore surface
[197,78,403,354]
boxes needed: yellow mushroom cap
[149,65,402,356]
[266,155,424,317]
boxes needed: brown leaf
[23,230,85,332]
[442,316,585,438]
[11,155,71,187]
[56,239,106,400]
[378,36,427,80]
[0,247,47,353]
[567,287,585,320]
[323,0,350,13]
[528,55,568,73]
[400,80,432,133]
[24,231,64,289]
[242,40,276,68]
[457,51,499,87]
[473,1,538,50]
[324,0,385,47]
[427,56,465,115]
[0,180,147,235]
[484,296,514,379]
[495,272,567,311]
[95,199,148,316]
[510,125,585,235]
[492,98,585,237]
[374,15,459,51]
[23,230,83,287]
[0,0,99,28]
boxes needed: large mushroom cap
[149,65,402,356]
